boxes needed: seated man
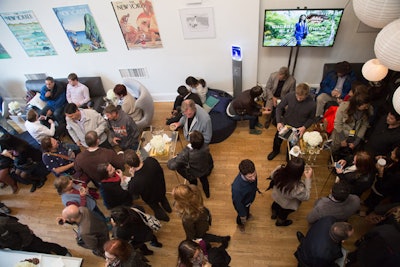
[264,66,296,128]
[170,99,212,145]
[295,216,353,267]
[306,181,360,224]
[64,103,112,149]
[104,104,140,151]
[226,85,270,135]
[25,109,56,144]
[166,85,202,125]
[39,76,67,123]
[66,73,91,108]
[316,61,356,117]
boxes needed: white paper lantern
[362,59,388,82]
[393,86,400,115]
[353,0,400,29]
[375,19,400,71]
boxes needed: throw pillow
[203,95,220,113]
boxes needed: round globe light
[353,0,400,29]
[393,86,400,115]
[375,19,400,71]
[362,59,388,82]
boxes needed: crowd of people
[1,67,400,266]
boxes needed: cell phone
[335,162,342,169]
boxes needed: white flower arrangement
[150,134,166,155]
[303,131,323,147]
[8,101,21,115]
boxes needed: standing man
[66,73,91,108]
[171,99,212,145]
[40,76,67,123]
[64,103,112,149]
[264,66,296,128]
[60,205,109,257]
[104,104,140,151]
[124,149,172,222]
[231,159,258,232]
[267,83,316,160]
[295,216,354,267]
[316,61,356,117]
[74,131,125,187]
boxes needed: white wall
[258,0,378,85]
[0,0,259,100]
[0,0,378,101]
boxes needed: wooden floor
[0,102,372,267]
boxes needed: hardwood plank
[0,102,372,266]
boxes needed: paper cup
[169,124,177,131]
[377,158,386,167]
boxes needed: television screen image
[263,9,344,47]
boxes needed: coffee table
[137,130,179,164]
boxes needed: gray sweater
[276,92,316,128]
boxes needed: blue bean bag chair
[206,88,237,144]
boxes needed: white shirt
[25,120,55,144]
[66,82,90,107]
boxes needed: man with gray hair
[295,216,353,267]
[263,66,296,128]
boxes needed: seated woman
[41,137,78,177]
[270,157,313,226]
[167,131,213,198]
[331,92,371,159]
[172,184,230,248]
[0,133,48,192]
[335,150,376,197]
[113,84,143,123]
[186,76,208,105]
[53,175,105,221]
[226,85,270,135]
[110,205,162,256]
[97,163,132,210]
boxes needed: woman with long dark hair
[331,92,371,157]
[103,238,150,267]
[271,157,312,226]
[335,150,376,197]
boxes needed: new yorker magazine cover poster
[0,10,57,57]
[111,0,163,49]
[53,5,107,53]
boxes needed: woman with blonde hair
[172,184,230,247]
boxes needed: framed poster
[0,43,11,59]
[111,0,163,49]
[53,4,107,53]
[0,10,57,57]
[179,7,215,39]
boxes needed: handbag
[131,207,161,231]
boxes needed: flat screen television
[263,9,344,47]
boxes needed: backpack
[131,207,161,231]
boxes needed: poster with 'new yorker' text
[53,4,107,53]
[111,0,163,49]
[1,10,57,57]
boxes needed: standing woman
[185,76,208,105]
[110,205,162,256]
[104,238,150,267]
[172,184,230,247]
[331,92,371,159]
[271,157,312,226]
[294,14,308,46]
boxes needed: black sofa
[25,76,106,113]
[322,62,368,84]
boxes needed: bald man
[60,205,109,257]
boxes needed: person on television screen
[294,14,308,46]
